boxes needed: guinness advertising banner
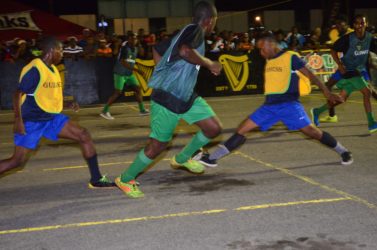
[300,49,338,82]
[0,11,41,31]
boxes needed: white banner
[0,11,41,31]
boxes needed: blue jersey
[18,66,54,121]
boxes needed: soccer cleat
[88,175,116,189]
[310,108,320,127]
[139,109,150,116]
[100,112,114,120]
[340,151,353,165]
[368,123,377,134]
[115,177,144,198]
[170,156,205,174]
[198,152,218,168]
[319,115,338,123]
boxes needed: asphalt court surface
[1,93,377,250]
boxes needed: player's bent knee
[145,140,167,159]
[78,128,92,143]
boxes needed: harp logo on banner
[0,11,41,31]
[129,59,155,97]
[219,54,249,91]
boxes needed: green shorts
[149,97,216,142]
[114,74,139,90]
[336,76,368,95]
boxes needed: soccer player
[100,34,149,120]
[319,14,377,124]
[197,32,353,168]
[312,14,377,133]
[115,1,222,198]
[0,37,115,189]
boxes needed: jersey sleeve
[154,38,172,57]
[18,67,40,94]
[333,34,350,53]
[291,55,306,70]
[176,24,204,49]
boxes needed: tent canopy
[0,0,90,41]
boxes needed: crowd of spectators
[1,22,376,64]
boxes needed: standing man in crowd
[196,32,353,168]
[100,34,149,119]
[0,37,115,188]
[312,14,377,133]
[115,1,223,198]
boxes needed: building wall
[216,11,248,33]
[98,0,214,18]
[114,18,150,35]
[60,15,97,30]
[263,10,294,31]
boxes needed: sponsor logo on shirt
[354,50,369,56]
[43,81,62,88]
[266,66,283,72]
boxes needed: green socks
[315,104,328,116]
[103,104,110,113]
[138,102,145,112]
[175,131,211,164]
[367,112,376,126]
[120,149,153,183]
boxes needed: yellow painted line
[0,198,348,235]
[43,158,170,172]
[235,197,350,211]
[234,151,377,211]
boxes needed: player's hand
[337,64,347,75]
[326,93,344,105]
[13,118,25,135]
[209,61,222,76]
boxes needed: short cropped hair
[39,36,61,53]
[193,1,217,24]
[353,14,367,24]
[257,31,276,43]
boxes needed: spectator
[237,33,253,52]
[285,26,305,47]
[274,29,288,50]
[209,32,224,53]
[12,39,33,62]
[328,16,353,44]
[223,31,236,51]
[63,36,83,60]
[288,36,300,52]
[96,39,112,57]
[78,28,92,48]
[83,36,97,60]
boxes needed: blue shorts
[249,101,311,131]
[14,114,69,150]
[331,70,370,81]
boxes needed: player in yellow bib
[0,37,115,189]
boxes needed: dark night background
[7,0,377,31]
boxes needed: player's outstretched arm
[179,44,222,75]
[12,90,25,134]
[299,67,344,105]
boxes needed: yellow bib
[20,58,63,113]
[264,51,311,96]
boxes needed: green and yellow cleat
[319,115,338,123]
[115,177,144,198]
[170,156,205,174]
[368,123,377,134]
